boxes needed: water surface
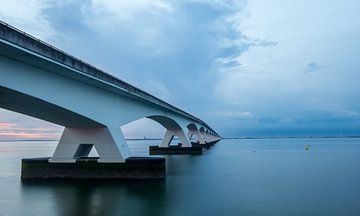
[0,138,359,215]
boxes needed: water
[0,138,360,216]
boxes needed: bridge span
[0,21,221,165]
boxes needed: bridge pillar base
[21,157,165,180]
[190,142,212,149]
[149,145,202,155]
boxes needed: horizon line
[1,135,359,142]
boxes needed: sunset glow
[0,122,62,140]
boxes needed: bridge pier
[0,21,221,180]
[188,126,205,144]
[49,127,131,163]
[149,128,203,155]
[21,127,166,180]
[22,157,165,180]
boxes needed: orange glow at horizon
[0,122,62,140]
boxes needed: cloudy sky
[0,0,359,139]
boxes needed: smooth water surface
[0,138,360,216]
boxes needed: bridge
[0,20,221,173]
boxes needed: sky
[0,0,359,139]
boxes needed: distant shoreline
[0,136,359,142]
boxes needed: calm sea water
[0,138,360,216]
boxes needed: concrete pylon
[187,124,205,144]
[147,115,192,148]
[49,127,131,163]
[159,128,192,147]
[199,127,207,142]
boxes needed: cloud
[304,62,323,73]
[211,0,360,136]
[215,111,259,122]
[0,121,61,140]
[333,110,360,118]
[0,122,16,129]
[0,0,54,40]
[233,111,256,119]
[279,118,295,123]
[92,0,174,18]
[142,79,171,101]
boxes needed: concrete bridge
[0,21,221,167]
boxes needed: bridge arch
[146,115,191,147]
[147,115,183,131]
[187,123,198,131]
[186,123,205,144]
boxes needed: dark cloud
[304,62,323,73]
[39,0,251,113]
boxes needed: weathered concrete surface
[149,146,202,155]
[21,157,165,180]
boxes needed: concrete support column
[204,134,213,143]
[200,130,207,143]
[159,130,174,147]
[188,129,205,144]
[159,128,192,147]
[49,127,131,163]
[188,131,194,140]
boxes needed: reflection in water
[21,180,168,216]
